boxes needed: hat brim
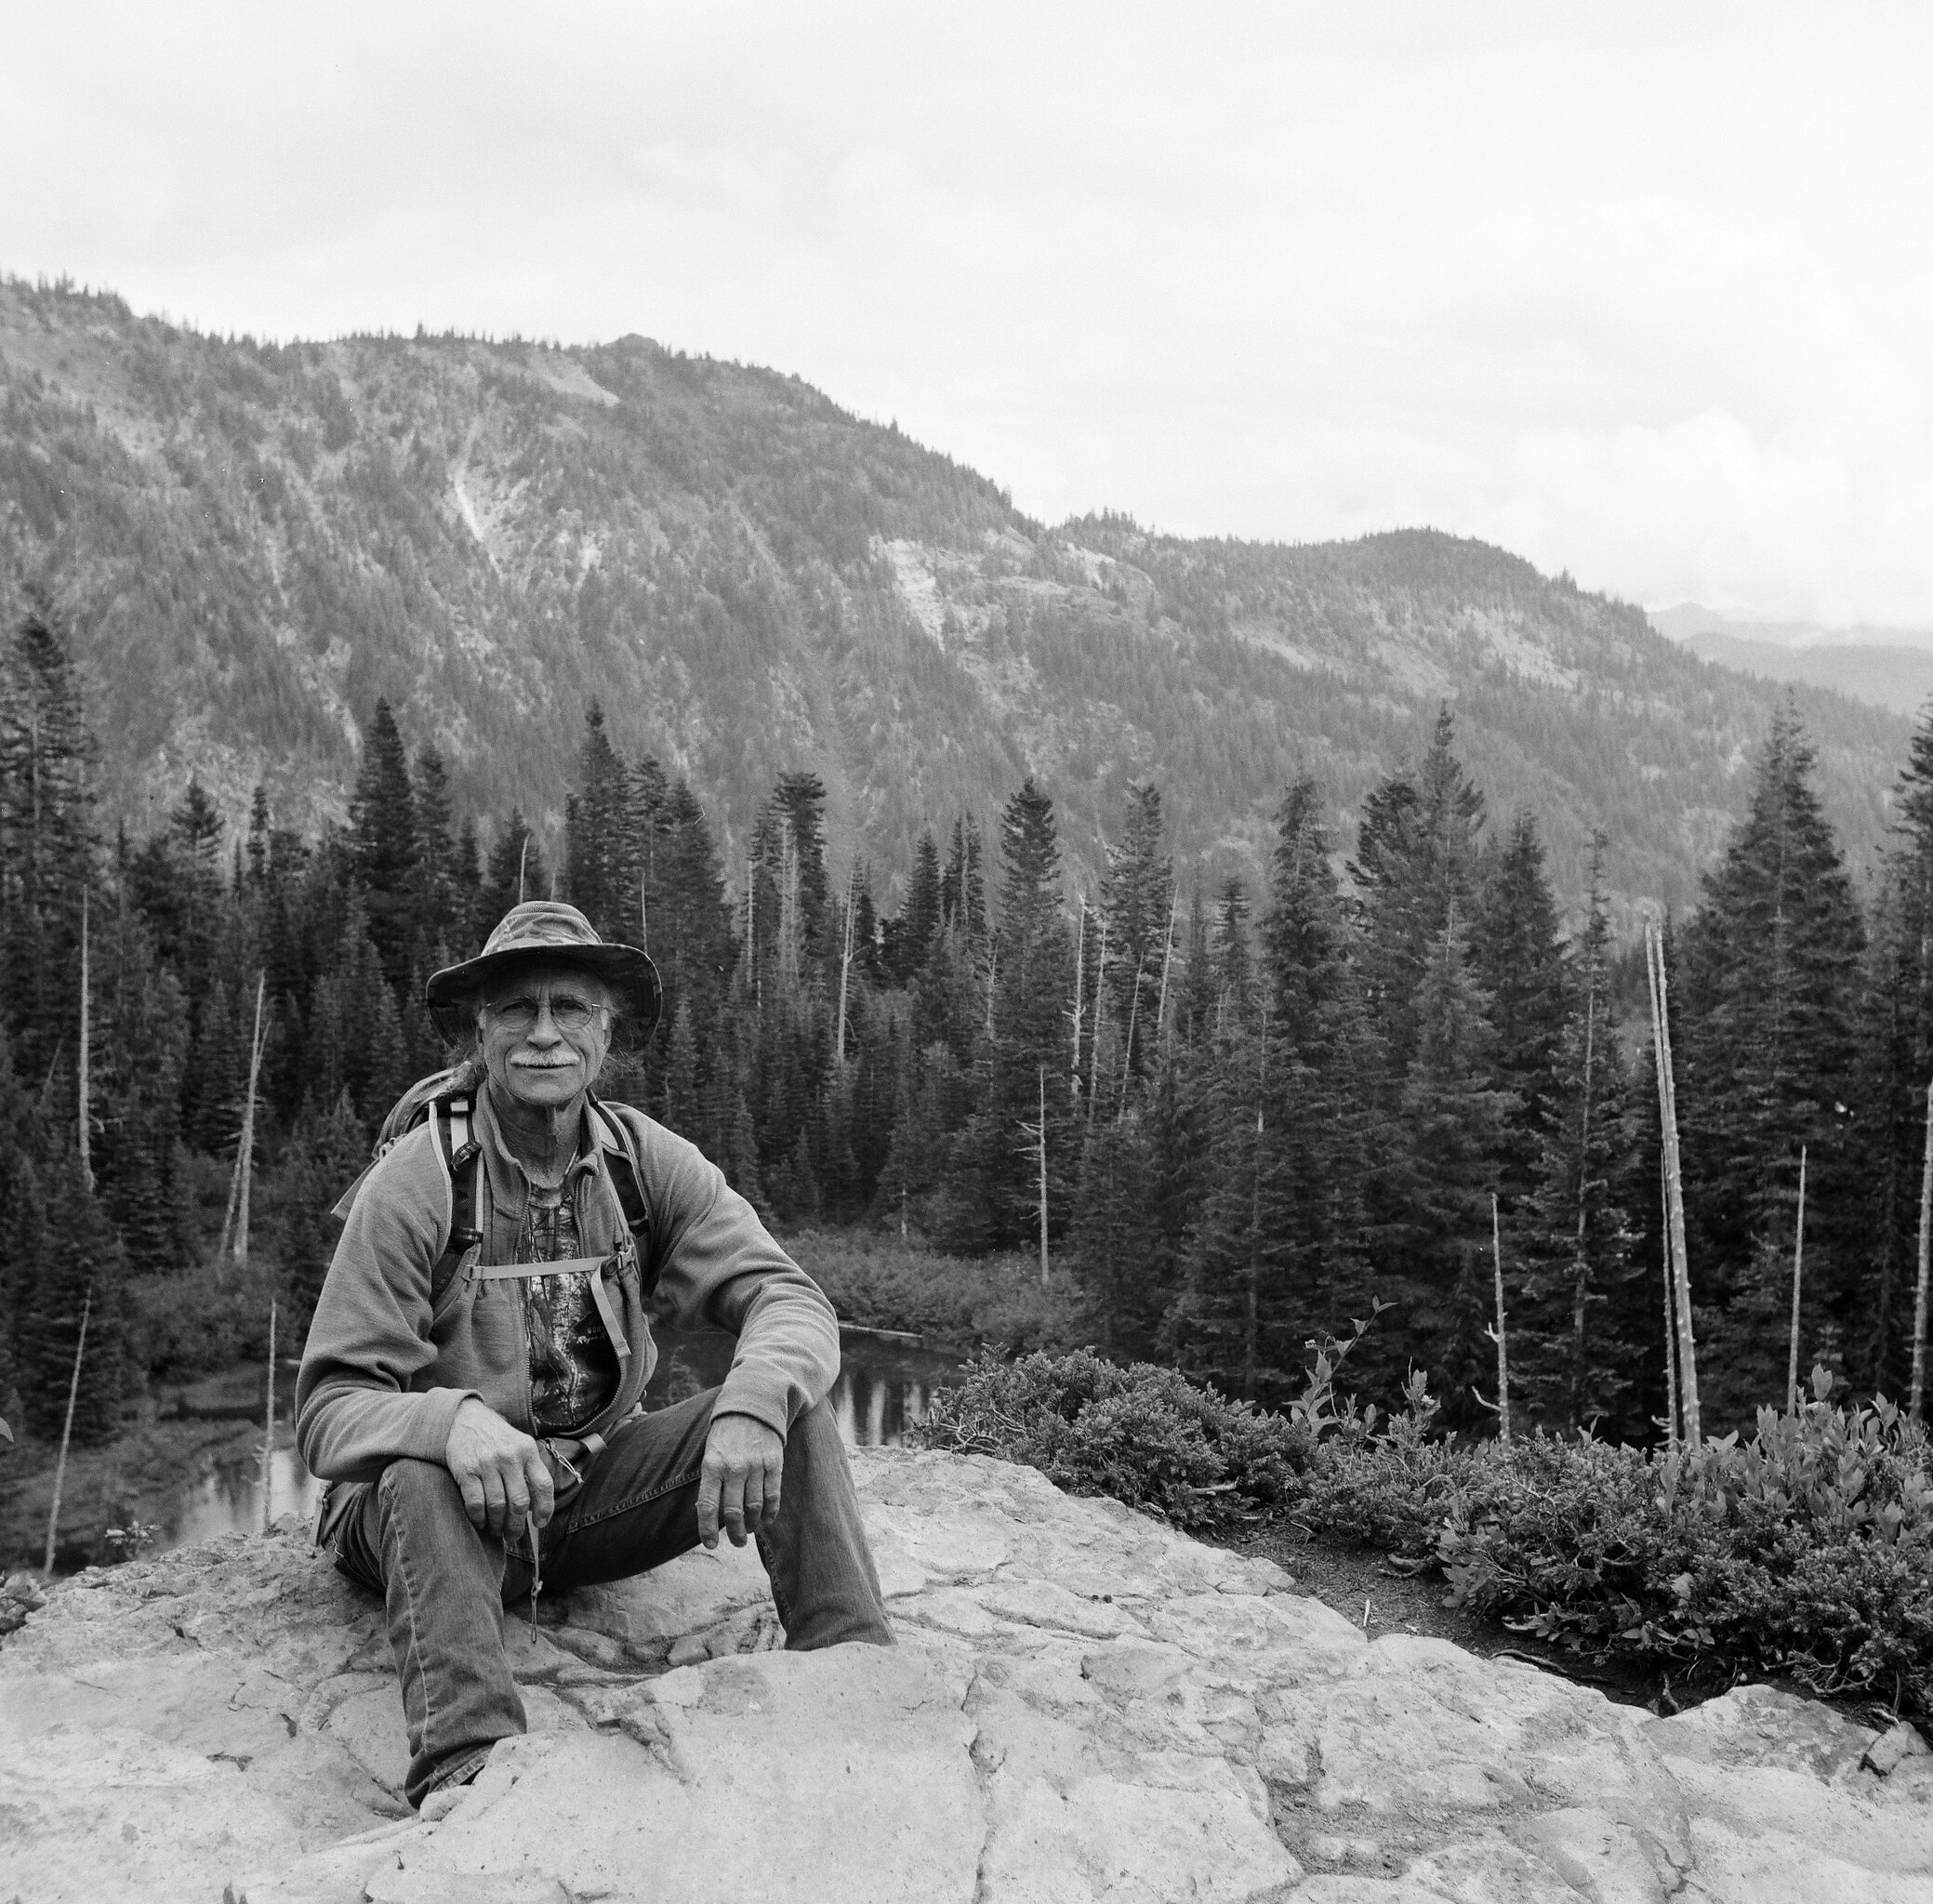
[426,942,663,1049]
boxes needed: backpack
[333,1065,659,1310]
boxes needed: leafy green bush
[912,1347,1311,1529]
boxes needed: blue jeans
[333,1389,894,1807]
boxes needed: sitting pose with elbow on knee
[295,900,893,1810]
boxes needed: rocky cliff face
[2,1447,1928,1902]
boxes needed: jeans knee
[788,1398,841,1456]
[378,1457,463,1517]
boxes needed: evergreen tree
[275,1089,369,1329]
[15,1145,126,1446]
[984,778,1077,1243]
[481,808,548,931]
[0,591,99,1075]
[885,828,943,984]
[350,699,418,988]
[1099,783,1172,1085]
[1395,915,1515,1425]
[412,741,457,959]
[939,814,987,949]
[1474,811,1571,1211]
[563,703,639,947]
[1514,846,1642,1432]
[1350,706,1486,1085]
[1854,704,1933,1396]
[1677,706,1866,1424]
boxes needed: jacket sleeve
[294,1132,481,1484]
[626,1113,840,1438]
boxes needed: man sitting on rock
[297,901,893,1810]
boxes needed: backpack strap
[429,1094,483,1309]
[588,1095,659,1302]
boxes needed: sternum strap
[477,1257,631,1358]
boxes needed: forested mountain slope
[0,276,1904,913]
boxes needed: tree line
[0,588,1926,1456]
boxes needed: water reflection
[149,1330,958,1557]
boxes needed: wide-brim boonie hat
[425,901,662,1047]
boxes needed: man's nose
[526,1000,564,1042]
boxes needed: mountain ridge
[0,275,1908,919]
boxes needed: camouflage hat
[425,901,662,1046]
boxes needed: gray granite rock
[1,1447,1927,1903]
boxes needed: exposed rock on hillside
[2,1448,1928,1902]
[0,279,1905,909]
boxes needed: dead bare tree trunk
[1647,922,1701,1445]
[1491,1195,1512,1443]
[217,974,267,1270]
[1244,1006,1267,1404]
[1662,1168,1681,1452]
[1037,1067,1050,1289]
[1153,880,1179,1054]
[44,1289,91,1577]
[233,974,268,1265]
[834,866,855,1068]
[1016,1069,1050,1289]
[1069,897,1086,1106]
[77,889,91,1192]
[1086,916,1108,1136]
[1569,951,1596,1429]
[747,857,761,1014]
[259,1297,277,1534]
[1786,1145,1807,1412]
[1913,1080,1933,1423]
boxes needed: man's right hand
[444,1398,554,1544]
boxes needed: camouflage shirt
[518,1181,619,1436]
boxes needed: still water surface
[158,1329,959,1557]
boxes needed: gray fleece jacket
[295,1088,839,1484]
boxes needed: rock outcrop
[2,1447,1928,1903]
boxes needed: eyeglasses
[483,991,608,1034]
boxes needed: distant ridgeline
[2,578,1931,1464]
[0,275,1908,923]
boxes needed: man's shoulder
[345,1120,452,1230]
[593,1100,720,1192]
[595,1098,704,1165]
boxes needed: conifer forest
[2,584,1931,1468]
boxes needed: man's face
[475,959,615,1114]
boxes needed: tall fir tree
[1677,705,1867,1425]
[0,591,99,1077]
[349,699,418,990]
[1473,811,1571,1213]
[1514,844,1643,1432]
[15,1145,126,1446]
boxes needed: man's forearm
[708,1268,841,1438]
[297,1374,480,1485]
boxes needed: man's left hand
[697,1414,785,1550]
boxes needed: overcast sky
[4,2,1929,627]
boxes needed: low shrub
[923,1345,1933,1718]
[784,1230,1094,1354]
[127,1260,284,1384]
[912,1347,1311,1529]
[1435,1373,1933,1713]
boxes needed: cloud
[3,1,1929,622]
